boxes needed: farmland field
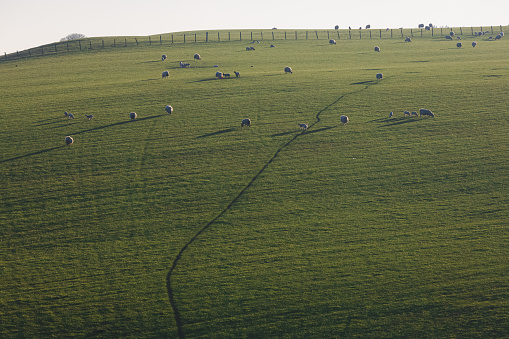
[1,30,508,338]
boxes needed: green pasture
[1,31,508,338]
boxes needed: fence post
[349,29,352,39]
[272,31,274,40]
[431,27,434,37]
[228,32,230,41]
[251,31,253,40]
[285,31,287,40]
[206,32,208,42]
[172,35,174,43]
[135,38,138,46]
[337,31,340,39]
[149,36,151,45]
[295,31,298,40]
[327,31,330,40]
[184,34,186,43]
[218,32,220,42]
[306,31,308,39]
[239,31,241,41]
[315,31,319,39]
[160,35,162,45]
[460,27,463,35]
[113,39,116,47]
[261,31,263,40]
[400,28,403,37]
[490,26,493,33]
[124,38,127,47]
[90,41,93,49]
[359,29,362,39]
[380,29,382,38]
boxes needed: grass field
[1,30,508,338]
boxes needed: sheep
[64,111,69,117]
[411,111,418,116]
[404,110,411,116]
[224,73,231,78]
[130,112,137,120]
[405,36,412,42]
[374,46,380,52]
[500,32,505,37]
[284,66,293,74]
[270,44,276,48]
[68,113,75,119]
[162,70,169,79]
[246,46,255,51]
[425,26,431,31]
[495,34,502,40]
[194,53,201,60]
[418,24,425,28]
[472,41,477,48]
[234,71,240,77]
[298,123,308,130]
[65,136,74,145]
[389,111,393,118]
[449,31,455,36]
[329,39,336,45]
[85,114,93,120]
[241,118,251,127]
[419,108,435,117]
[457,42,462,48]
[215,71,223,79]
[445,35,453,40]
[165,105,173,114]
[162,54,167,61]
[340,115,349,124]
[179,62,190,68]
[376,73,383,80]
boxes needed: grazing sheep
[165,105,173,114]
[472,41,477,47]
[162,54,167,61]
[85,114,93,120]
[68,113,75,119]
[270,44,276,48]
[457,42,462,48]
[65,136,74,145]
[500,32,505,37]
[389,111,393,118]
[298,123,308,130]
[215,71,223,79]
[425,26,431,31]
[130,112,137,120]
[376,73,383,80]
[411,111,418,116]
[374,46,380,52]
[64,111,69,117]
[194,53,201,60]
[340,115,349,124]
[179,61,190,68]
[246,46,255,51]
[418,24,425,28]
[284,66,293,74]
[404,110,411,116]
[495,34,502,40]
[445,35,453,40]
[234,71,240,77]
[419,108,435,117]
[366,25,371,29]
[329,39,336,45]
[162,70,169,79]
[224,73,231,78]
[241,118,251,127]
[449,31,455,36]
[405,36,412,42]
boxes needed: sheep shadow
[379,118,420,127]
[271,130,297,137]
[0,145,66,164]
[350,80,377,85]
[72,115,165,135]
[196,128,235,139]
[304,125,337,134]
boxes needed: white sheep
[215,71,223,79]
[162,71,169,79]
[64,111,69,117]
[130,112,137,120]
[194,53,201,60]
[404,111,410,116]
[179,62,190,68]
[472,41,477,47]
[445,35,453,40]
[389,111,393,118]
[165,105,173,114]
[284,66,293,74]
[298,123,308,130]
[405,36,412,42]
[329,39,336,45]
[374,46,380,52]
[419,108,435,117]
[162,54,167,61]
[85,114,93,120]
[411,111,418,116]
[340,115,349,124]
[241,118,251,127]
[224,73,231,78]
[457,42,462,48]
[376,73,383,80]
[68,113,75,119]
[65,136,74,145]
[234,71,240,77]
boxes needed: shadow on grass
[379,118,420,127]
[0,145,66,164]
[196,128,235,139]
[350,80,377,85]
[305,125,337,134]
[72,115,165,135]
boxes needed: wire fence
[2,25,507,62]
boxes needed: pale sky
[1,0,508,54]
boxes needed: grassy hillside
[1,31,508,338]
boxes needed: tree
[60,33,86,42]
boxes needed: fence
[2,25,507,62]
